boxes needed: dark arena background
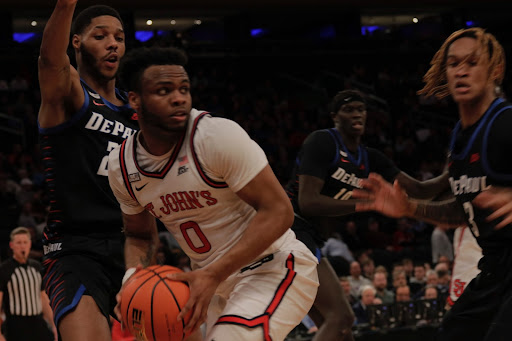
[0,0,511,340]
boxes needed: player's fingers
[486,203,512,222]
[355,202,376,212]
[367,172,385,182]
[495,215,512,229]
[358,178,381,192]
[351,189,372,199]
[168,272,188,283]
[183,303,202,333]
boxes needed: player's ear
[71,34,81,50]
[330,111,338,122]
[128,91,141,112]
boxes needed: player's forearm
[207,205,293,283]
[122,212,159,269]
[410,198,467,227]
[299,194,356,217]
[124,234,158,269]
[40,0,77,66]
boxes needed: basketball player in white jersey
[108,46,319,341]
[447,226,482,307]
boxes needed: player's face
[75,15,125,81]
[134,65,192,133]
[445,37,494,104]
[10,234,31,263]
[332,101,366,137]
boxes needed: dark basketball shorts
[291,214,324,261]
[42,234,125,326]
[438,248,512,341]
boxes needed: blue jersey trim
[325,129,341,167]
[449,97,503,160]
[55,284,86,325]
[328,128,369,176]
[481,105,512,181]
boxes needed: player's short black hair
[118,47,188,93]
[72,5,124,35]
[329,89,366,113]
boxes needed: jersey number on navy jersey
[463,202,480,238]
[97,141,121,176]
[333,188,353,200]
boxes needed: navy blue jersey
[39,81,138,241]
[286,128,400,217]
[448,97,512,250]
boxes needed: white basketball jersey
[448,226,482,306]
[109,109,298,269]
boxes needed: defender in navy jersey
[37,2,138,340]
[285,90,449,341]
[354,28,512,340]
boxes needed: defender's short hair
[72,5,124,35]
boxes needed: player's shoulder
[304,129,336,145]
[193,110,247,140]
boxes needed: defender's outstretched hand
[352,173,414,218]
[473,186,512,229]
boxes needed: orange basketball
[120,265,191,341]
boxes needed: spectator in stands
[365,217,391,250]
[403,258,415,279]
[348,261,372,298]
[395,285,412,302]
[339,276,357,305]
[424,285,439,300]
[409,262,427,295]
[392,270,408,291]
[352,285,377,325]
[321,231,353,276]
[373,272,395,305]
[343,220,365,253]
[432,225,454,264]
[361,258,376,280]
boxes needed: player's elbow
[275,199,294,232]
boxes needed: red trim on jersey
[190,113,228,188]
[447,226,467,306]
[215,254,297,340]
[133,131,185,179]
[119,140,137,201]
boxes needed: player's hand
[473,186,512,229]
[168,268,221,334]
[115,265,143,326]
[0,333,6,341]
[352,173,414,218]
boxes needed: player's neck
[338,129,360,153]
[458,92,498,129]
[80,74,120,105]
[139,131,179,157]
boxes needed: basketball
[120,265,191,341]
